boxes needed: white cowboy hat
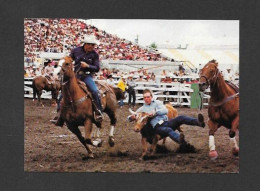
[81,35,100,45]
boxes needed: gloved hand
[80,61,89,68]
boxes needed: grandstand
[24,18,239,76]
[24,18,170,68]
[158,46,239,73]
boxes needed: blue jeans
[119,99,124,107]
[128,87,136,106]
[119,91,125,107]
[155,115,199,143]
[83,74,102,111]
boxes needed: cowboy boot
[93,105,104,122]
[197,113,205,128]
[91,93,104,122]
[179,133,187,145]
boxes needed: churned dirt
[24,99,239,173]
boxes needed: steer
[129,104,182,159]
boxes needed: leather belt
[154,120,166,128]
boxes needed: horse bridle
[200,68,220,89]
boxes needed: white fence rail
[24,77,210,107]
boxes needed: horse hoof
[209,150,218,160]
[97,140,103,147]
[232,147,239,156]
[88,153,94,159]
[108,136,115,147]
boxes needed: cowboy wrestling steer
[129,104,181,159]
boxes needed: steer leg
[150,135,159,156]
[208,119,219,160]
[140,137,148,160]
[230,116,239,156]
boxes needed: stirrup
[94,110,104,122]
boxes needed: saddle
[45,75,54,85]
[225,80,239,93]
[77,79,113,110]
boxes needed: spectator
[106,74,116,87]
[35,67,42,76]
[127,74,136,108]
[224,68,235,81]
[117,75,127,108]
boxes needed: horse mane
[209,59,218,66]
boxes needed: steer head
[129,108,151,132]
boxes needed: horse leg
[37,91,44,107]
[92,121,103,147]
[51,93,57,107]
[229,116,239,156]
[67,124,94,159]
[208,119,219,160]
[84,118,102,147]
[105,109,117,147]
[32,88,36,102]
[92,126,101,138]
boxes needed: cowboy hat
[81,35,100,45]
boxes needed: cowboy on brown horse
[50,56,119,158]
[52,35,103,125]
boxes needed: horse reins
[200,68,239,107]
[209,93,239,107]
[200,68,220,89]
[61,69,90,112]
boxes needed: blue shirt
[135,100,168,128]
[70,46,100,74]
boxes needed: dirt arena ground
[24,99,239,173]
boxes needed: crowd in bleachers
[24,18,168,65]
[24,18,239,84]
[24,61,199,84]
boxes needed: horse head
[199,59,220,92]
[59,56,74,84]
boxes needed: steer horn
[129,108,137,115]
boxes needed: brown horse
[32,76,61,107]
[199,60,239,159]
[58,56,118,158]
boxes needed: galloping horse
[58,56,118,158]
[199,60,239,159]
[32,76,61,107]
